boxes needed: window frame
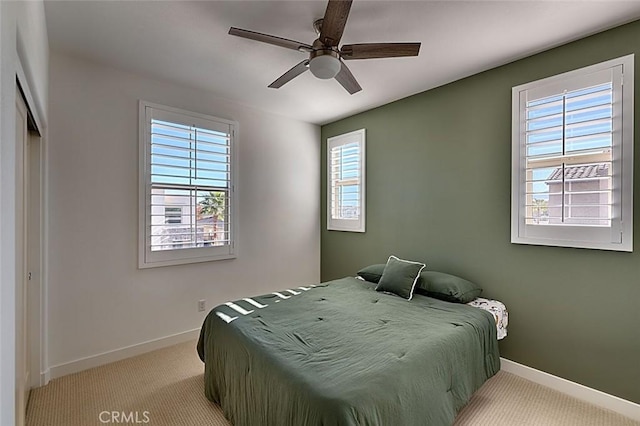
[511,55,633,252]
[138,101,238,268]
[327,129,366,233]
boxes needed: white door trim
[15,85,29,426]
[15,55,48,389]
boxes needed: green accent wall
[321,20,640,403]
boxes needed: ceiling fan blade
[229,27,312,51]
[319,0,353,47]
[268,60,310,89]
[334,60,361,95]
[341,43,421,60]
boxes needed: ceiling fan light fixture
[309,51,341,79]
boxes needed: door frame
[15,84,29,426]
[16,56,48,391]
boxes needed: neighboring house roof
[547,163,609,182]
[197,214,213,224]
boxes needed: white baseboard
[500,357,640,422]
[40,369,50,386]
[48,328,201,380]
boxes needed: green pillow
[417,271,482,303]
[357,264,385,283]
[375,256,426,300]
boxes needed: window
[511,55,633,251]
[327,129,365,232]
[139,101,237,268]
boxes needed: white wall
[0,1,49,424]
[47,51,320,372]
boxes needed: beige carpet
[26,341,639,426]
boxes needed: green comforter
[197,277,500,426]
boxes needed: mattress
[467,297,508,340]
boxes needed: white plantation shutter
[327,129,366,232]
[511,56,633,251]
[139,102,237,268]
[525,77,614,226]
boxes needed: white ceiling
[44,1,640,125]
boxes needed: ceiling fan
[229,0,421,94]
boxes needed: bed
[197,276,502,426]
